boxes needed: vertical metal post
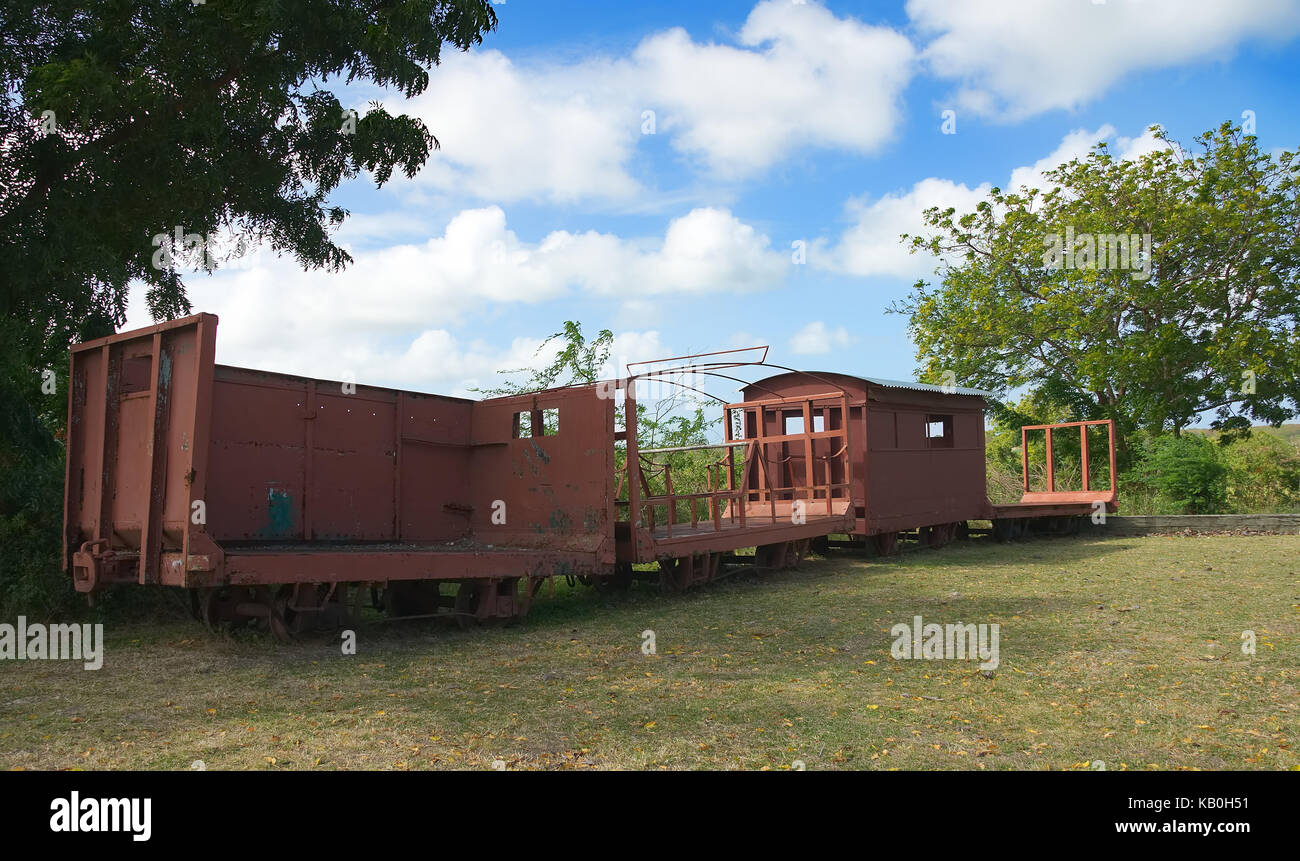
[802,397,815,517]
[724,406,736,525]
[140,332,173,585]
[394,391,404,540]
[1021,426,1029,492]
[1080,423,1090,492]
[62,350,82,573]
[848,393,860,531]
[664,463,674,538]
[1107,419,1117,492]
[1045,427,1054,492]
[737,440,750,528]
[304,380,316,541]
[761,406,776,524]
[625,381,640,530]
[95,344,122,550]
[182,315,218,578]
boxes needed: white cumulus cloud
[398,1,916,201]
[634,0,915,176]
[124,207,786,392]
[789,321,853,355]
[908,0,1300,119]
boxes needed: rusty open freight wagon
[63,314,855,635]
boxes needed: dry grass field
[2,534,1297,770]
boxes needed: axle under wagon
[62,314,1117,637]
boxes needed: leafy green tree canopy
[894,122,1300,447]
[1,0,497,368]
[477,321,616,396]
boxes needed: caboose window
[925,414,954,448]
[513,408,559,438]
[783,414,825,435]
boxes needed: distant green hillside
[1188,424,1300,445]
[1267,424,1300,444]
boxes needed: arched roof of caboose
[742,370,994,401]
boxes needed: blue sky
[126,0,1300,404]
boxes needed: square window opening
[925,414,954,448]
[513,408,559,439]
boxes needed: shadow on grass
[90,533,1144,667]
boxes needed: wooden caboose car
[742,371,1118,552]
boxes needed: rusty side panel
[65,314,218,591]
[205,367,478,545]
[468,387,616,563]
[861,384,990,533]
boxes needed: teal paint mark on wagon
[263,486,295,538]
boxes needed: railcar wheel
[198,587,250,634]
[349,583,366,625]
[928,522,958,548]
[599,562,634,592]
[198,588,224,632]
[267,597,293,642]
[383,580,442,618]
[658,553,720,590]
[754,542,789,569]
[872,532,899,556]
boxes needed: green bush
[0,334,77,618]
[0,446,72,618]
[1220,432,1300,513]
[1128,434,1227,514]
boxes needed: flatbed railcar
[62,314,1116,637]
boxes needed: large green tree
[0,0,496,613]
[3,0,496,352]
[894,122,1300,452]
